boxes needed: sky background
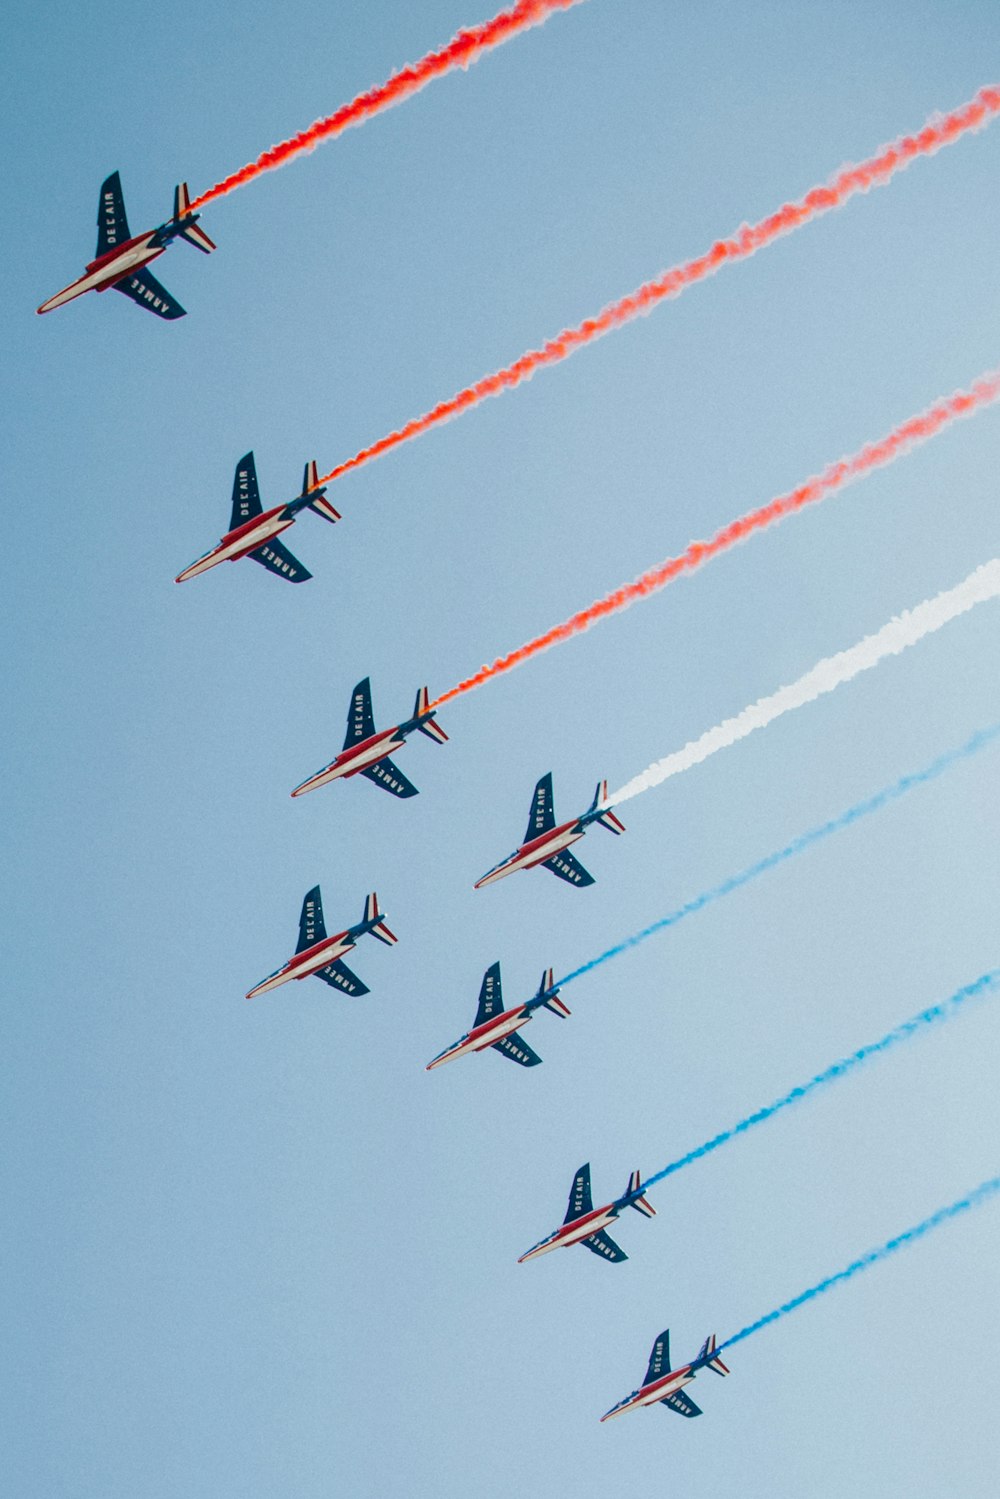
[4,1,1000,1494]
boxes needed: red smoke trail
[430,370,1000,707]
[189,0,585,210]
[320,86,1000,489]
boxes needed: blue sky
[4,2,1000,1494]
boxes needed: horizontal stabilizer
[592,780,625,834]
[414,687,448,743]
[364,893,398,946]
[540,971,570,1018]
[698,1334,731,1377]
[627,1169,656,1217]
[174,183,216,252]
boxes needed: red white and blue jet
[426,962,570,1071]
[474,774,625,890]
[38,172,214,320]
[176,452,340,584]
[291,679,448,801]
[246,886,397,1000]
[518,1162,656,1265]
[601,1329,731,1422]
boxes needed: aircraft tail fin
[363,893,398,947]
[697,1334,731,1377]
[539,970,571,1017]
[626,1169,656,1217]
[590,780,626,834]
[301,461,341,523]
[413,687,449,743]
[173,183,216,253]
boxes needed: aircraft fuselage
[518,1201,623,1261]
[37,231,169,314]
[475,818,585,889]
[425,1005,532,1069]
[601,1367,696,1420]
[246,928,358,999]
[176,506,296,582]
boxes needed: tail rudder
[413,687,449,743]
[174,182,216,253]
[591,779,625,835]
[698,1334,730,1377]
[626,1169,656,1217]
[364,892,398,947]
[539,969,570,1017]
[301,460,342,523]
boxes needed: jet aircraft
[518,1162,656,1264]
[291,679,448,800]
[37,172,214,319]
[176,453,340,584]
[246,886,397,1000]
[426,962,569,1070]
[601,1329,731,1422]
[474,774,625,890]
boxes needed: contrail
[431,371,1000,707]
[559,722,1000,987]
[718,1173,1000,1353]
[608,559,1000,806]
[190,1,586,210]
[319,85,1000,487]
[639,970,1000,1193]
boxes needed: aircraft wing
[359,757,418,799]
[248,537,312,583]
[660,1390,702,1418]
[542,849,595,887]
[96,170,130,257]
[490,1031,542,1067]
[474,962,504,1025]
[581,1228,628,1263]
[314,959,370,997]
[297,887,327,953]
[230,453,262,528]
[112,266,186,320]
[344,679,376,746]
[564,1164,594,1222]
[645,1331,671,1384]
[524,772,556,842]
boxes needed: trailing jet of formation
[176,452,341,584]
[292,678,448,800]
[246,886,397,1000]
[518,1162,656,1264]
[37,172,214,320]
[426,961,570,1071]
[474,774,626,890]
[601,1329,731,1422]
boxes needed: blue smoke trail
[639,970,1000,1193]
[718,1173,1000,1352]
[558,723,1000,988]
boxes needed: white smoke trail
[608,559,1000,806]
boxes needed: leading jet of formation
[292,679,448,801]
[426,962,570,1071]
[38,172,214,320]
[474,773,625,890]
[176,452,340,584]
[601,1329,731,1422]
[246,885,397,1000]
[518,1162,656,1265]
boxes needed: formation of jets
[40,168,725,1430]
